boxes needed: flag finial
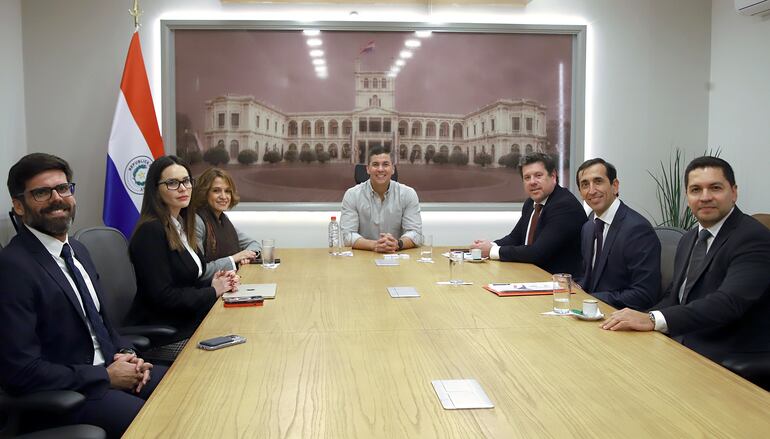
[129,0,143,30]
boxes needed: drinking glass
[449,250,464,285]
[552,273,572,314]
[419,234,433,262]
[262,239,277,269]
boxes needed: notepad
[223,283,277,299]
[375,259,400,266]
[387,286,420,298]
[431,379,494,410]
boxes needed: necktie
[583,218,605,291]
[593,218,605,267]
[526,203,543,245]
[61,243,116,360]
[679,229,711,303]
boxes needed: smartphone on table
[197,334,246,351]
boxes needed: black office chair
[1,388,106,438]
[721,354,770,391]
[8,211,19,233]
[353,164,399,184]
[653,227,686,293]
[72,227,176,352]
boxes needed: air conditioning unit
[736,0,770,16]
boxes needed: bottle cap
[331,216,336,221]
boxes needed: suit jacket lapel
[590,203,627,292]
[20,227,89,325]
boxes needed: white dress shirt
[171,216,203,278]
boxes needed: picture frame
[161,20,586,211]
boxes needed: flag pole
[129,0,142,31]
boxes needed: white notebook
[223,283,277,299]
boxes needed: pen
[570,309,583,315]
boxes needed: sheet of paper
[375,259,400,266]
[436,281,473,285]
[431,379,494,410]
[387,287,420,298]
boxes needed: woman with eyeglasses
[128,156,238,347]
[190,168,260,282]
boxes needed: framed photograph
[162,21,586,209]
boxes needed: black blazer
[656,207,770,362]
[128,219,217,343]
[577,201,662,311]
[0,225,129,398]
[495,184,586,276]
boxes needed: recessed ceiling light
[307,39,322,47]
[395,59,406,66]
[405,39,421,48]
[399,50,413,59]
[309,49,324,57]
[315,65,328,73]
[303,29,320,36]
[312,59,326,66]
[415,30,432,38]
[390,66,401,73]
[387,72,397,77]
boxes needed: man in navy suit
[603,157,770,363]
[0,153,166,438]
[574,158,662,310]
[471,152,586,276]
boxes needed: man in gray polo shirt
[341,146,423,253]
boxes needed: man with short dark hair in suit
[575,158,662,310]
[0,153,167,438]
[602,156,770,363]
[471,152,586,276]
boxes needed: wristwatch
[648,312,656,327]
[119,348,137,356]
[397,239,404,251]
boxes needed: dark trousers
[70,365,168,439]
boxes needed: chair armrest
[721,353,770,390]
[16,424,106,439]
[123,334,151,351]
[0,390,86,414]
[120,325,177,338]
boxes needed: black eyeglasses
[158,177,194,190]
[17,183,76,202]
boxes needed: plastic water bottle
[328,216,341,255]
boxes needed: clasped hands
[374,233,399,253]
[212,270,240,297]
[107,352,153,393]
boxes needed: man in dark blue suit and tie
[0,153,166,438]
[574,158,662,310]
[602,157,770,364]
[470,153,586,276]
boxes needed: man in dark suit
[603,156,770,363]
[471,152,586,276]
[0,153,166,438]
[574,158,662,310]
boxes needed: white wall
[0,0,27,245]
[708,1,770,215]
[11,0,714,246]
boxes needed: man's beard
[24,199,76,237]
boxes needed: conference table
[124,248,770,438]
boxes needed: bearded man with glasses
[0,153,167,437]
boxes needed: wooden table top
[124,248,770,438]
